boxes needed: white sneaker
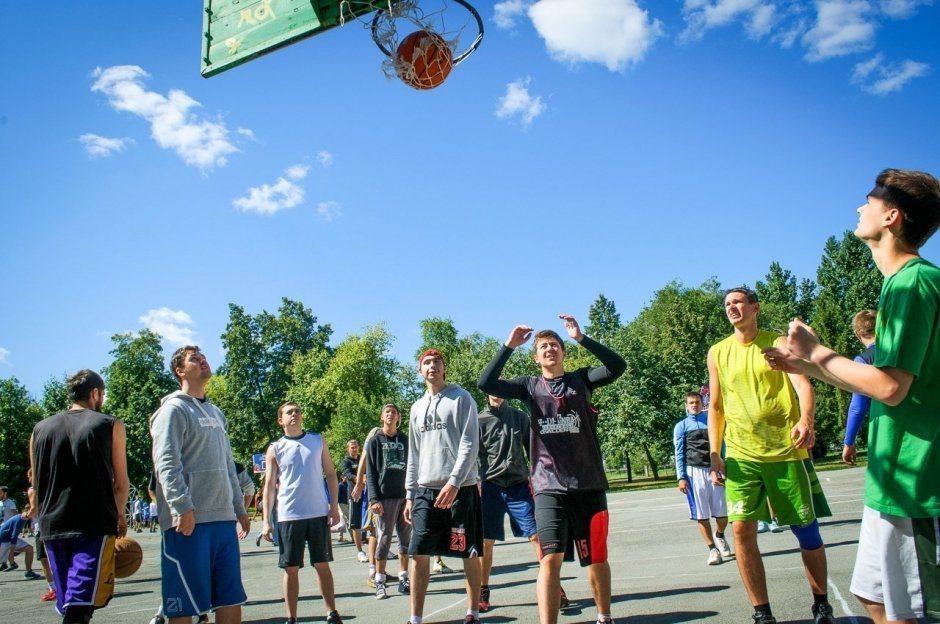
[357,551,369,563]
[432,559,451,574]
[769,520,784,533]
[707,548,722,566]
[757,521,770,533]
[715,536,732,558]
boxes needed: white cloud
[317,201,342,222]
[681,0,778,41]
[852,54,930,94]
[317,150,334,167]
[0,347,9,364]
[79,133,133,158]
[237,126,256,140]
[494,0,529,28]
[496,78,546,126]
[802,0,876,62]
[528,0,663,71]
[139,308,197,346]
[91,65,239,170]
[233,164,308,215]
[879,0,932,17]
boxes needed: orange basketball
[396,30,453,90]
[114,537,143,579]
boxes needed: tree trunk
[642,444,660,480]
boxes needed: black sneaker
[479,585,490,612]
[326,610,343,624]
[812,602,834,624]
[462,616,480,624]
[398,576,410,594]
[559,585,570,609]
[752,613,777,624]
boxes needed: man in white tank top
[262,402,344,624]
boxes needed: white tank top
[272,432,330,521]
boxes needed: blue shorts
[161,521,246,617]
[481,481,537,541]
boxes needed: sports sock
[376,573,386,584]
[467,610,479,618]
[706,543,716,550]
[409,617,423,624]
[715,531,725,538]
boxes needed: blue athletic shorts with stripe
[161,521,246,618]
[481,480,537,541]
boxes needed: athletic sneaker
[24,570,42,580]
[812,602,835,624]
[752,612,777,624]
[707,547,722,565]
[398,576,410,594]
[255,534,262,547]
[196,615,209,623]
[559,586,570,609]
[41,588,56,602]
[757,521,770,533]
[375,582,388,600]
[5,562,18,571]
[715,536,732,559]
[462,616,480,624]
[149,616,166,624]
[479,585,491,611]
[769,520,784,533]
[326,610,343,624]
[366,575,377,588]
[597,617,614,624]
[0,563,7,571]
[433,559,452,574]
[357,551,369,563]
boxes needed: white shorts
[684,465,727,520]
[0,537,29,560]
[850,506,940,622]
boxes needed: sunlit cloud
[496,78,546,127]
[317,150,334,167]
[317,201,342,222]
[494,0,529,28]
[232,164,309,215]
[802,0,876,61]
[139,308,198,346]
[79,133,134,158]
[0,347,9,365]
[852,53,930,94]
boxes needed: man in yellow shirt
[707,288,833,624]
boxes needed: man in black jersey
[478,315,626,624]
[29,369,130,624]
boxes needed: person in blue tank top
[262,402,343,624]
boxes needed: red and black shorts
[408,485,483,559]
[535,490,609,567]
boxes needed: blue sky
[2,0,938,397]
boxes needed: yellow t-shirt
[710,329,808,462]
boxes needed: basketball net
[339,0,483,85]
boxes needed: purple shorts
[44,534,116,615]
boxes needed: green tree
[102,330,177,487]
[755,262,817,331]
[810,232,882,451]
[0,377,42,497]
[213,298,332,464]
[585,293,621,344]
[39,374,69,416]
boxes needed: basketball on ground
[114,537,143,578]
[396,30,453,90]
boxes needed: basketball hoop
[339,0,484,89]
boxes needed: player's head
[533,330,566,369]
[380,403,401,427]
[277,402,301,428]
[346,439,360,456]
[685,392,703,414]
[170,345,210,385]
[859,169,940,250]
[852,310,877,342]
[418,349,446,383]
[723,288,759,328]
[67,369,106,410]
[0,486,7,500]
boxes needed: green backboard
[201,0,377,77]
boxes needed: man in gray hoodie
[150,345,249,624]
[404,349,482,624]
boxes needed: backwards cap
[417,349,445,367]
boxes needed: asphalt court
[2,466,874,623]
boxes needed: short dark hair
[685,391,703,401]
[170,345,201,383]
[67,369,105,402]
[852,310,877,339]
[724,287,758,304]
[533,330,566,353]
[872,169,940,249]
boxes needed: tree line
[0,231,879,498]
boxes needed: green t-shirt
[867,257,940,517]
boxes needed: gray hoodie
[406,383,479,499]
[150,391,246,529]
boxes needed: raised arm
[580,335,627,388]
[477,345,530,401]
[706,349,726,486]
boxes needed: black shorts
[535,491,609,567]
[408,486,483,559]
[348,496,364,530]
[277,517,333,569]
[35,535,46,561]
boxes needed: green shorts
[725,457,831,526]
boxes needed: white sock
[409,617,423,624]
[468,610,479,618]
[376,573,387,583]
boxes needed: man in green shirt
[764,168,940,624]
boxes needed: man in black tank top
[29,369,130,624]
[478,315,625,624]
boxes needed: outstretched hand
[785,318,820,361]
[762,346,805,374]
[559,315,583,342]
[505,325,534,349]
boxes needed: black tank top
[527,371,608,492]
[33,409,118,539]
